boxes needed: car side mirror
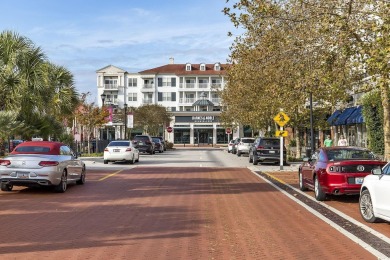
[371,168,382,175]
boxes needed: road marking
[98,170,123,181]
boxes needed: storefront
[168,112,228,145]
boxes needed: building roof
[193,99,214,106]
[139,63,229,75]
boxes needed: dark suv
[132,135,155,154]
[152,136,166,151]
[249,137,287,165]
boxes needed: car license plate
[17,172,29,178]
[113,149,120,152]
[269,150,275,153]
[355,177,364,184]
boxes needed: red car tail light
[256,146,264,149]
[104,148,109,151]
[125,148,132,152]
[39,161,59,167]
[0,160,11,166]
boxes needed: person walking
[337,135,348,146]
[324,135,333,147]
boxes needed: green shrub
[165,141,174,149]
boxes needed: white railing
[142,84,154,89]
[179,98,195,103]
[142,99,153,104]
[104,84,119,90]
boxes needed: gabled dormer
[214,62,221,71]
[186,63,192,71]
[200,63,206,71]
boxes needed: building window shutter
[171,92,176,101]
[158,78,162,87]
[158,92,162,101]
[171,77,176,87]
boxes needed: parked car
[236,137,255,156]
[152,136,166,151]
[299,146,386,201]
[132,135,155,154]
[152,137,164,153]
[0,141,86,193]
[231,137,241,154]
[103,140,140,164]
[227,139,234,153]
[359,161,390,223]
[248,137,286,165]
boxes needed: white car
[103,140,140,164]
[227,139,234,153]
[359,162,390,223]
[236,137,255,156]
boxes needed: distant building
[96,58,233,145]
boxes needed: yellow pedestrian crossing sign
[274,112,290,127]
[275,130,288,137]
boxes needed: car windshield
[14,146,51,153]
[241,139,255,143]
[326,149,376,161]
[152,138,160,142]
[108,141,130,147]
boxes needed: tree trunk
[380,81,390,160]
[295,127,301,159]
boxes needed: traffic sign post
[226,127,232,142]
[167,126,173,133]
[274,111,290,170]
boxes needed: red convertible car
[298,146,386,201]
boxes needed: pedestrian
[323,135,333,147]
[337,135,348,146]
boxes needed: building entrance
[194,129,213,145]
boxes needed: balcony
[211,83,222,89]
[104,84,119,91]
[212,98,221,104]
[142,99,154,104]
[179,98,195,104]
[179,83,195,89]
[199,83,208,88]
[141,84,155,92]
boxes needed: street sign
[273,112,290,127]
[275,130,288,137]
[226,127,232,134]
[167,126,173,133]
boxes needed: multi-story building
[96,58,232,145]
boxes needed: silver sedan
[0,141,86,193]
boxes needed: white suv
[236,137,255,156]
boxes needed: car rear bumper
[104,153,132,161]
[1,178,56,187]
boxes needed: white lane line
[248,166,389,260]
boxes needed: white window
[163,92,171,101]
[214,63,220,71]
[128,93,137,102]
[186,63,192,71]
[162,78,171,86]
[128,78,137,87]
[200,63,206,71]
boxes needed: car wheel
[249,153,253,163]
[228,150,231,153]
[253,155,258,165]
[298,171,307,191]
[359,190,378,223]
[136,154,140,162]
[237,151,241,157]
[54,170,67,193]
[76,166,86,185]
[1,183,13,191]
[314,176,326,201]
[104,160,108,164]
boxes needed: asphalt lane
[0,147,389,259]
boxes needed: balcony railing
[179,98,195,104]
[199,83,208,88]
[142,84,154,89]
[211,98,221,104]
[142,99,153,104]
[104,84,119,90]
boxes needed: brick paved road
[0,167,377,259]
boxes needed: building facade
[96,58,234,145]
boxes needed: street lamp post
[100,93,106,106]
[124,103,128,140]
[309,92,315,157]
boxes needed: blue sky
[1,0,239,103]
